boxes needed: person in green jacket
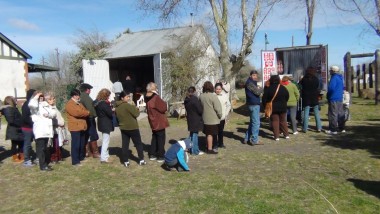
[281,76,300,134]
[115,91,147,167]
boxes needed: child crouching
[164,138,192,172]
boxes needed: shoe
[41,166,53,171]
[139,160,147,166]
[275,138,280,141]
[325,130,338,135]
[219,145,226,149]
[285,136,290,139]
[198,151,205,155]
[90,141,100,158]
[100,159,113,164]
[157,157,164,163]
[207,149,218,154]
[12,154,23,163]
[124,161,130,167]
[73,163,82,167]
[293,131,298,135]
[317,129,322,132]
[341,130,346,133]
[23,160,34,167]
[149,155,157,161]
[242,139,247,144]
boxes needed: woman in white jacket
[213,82,231,150]
[28,92,57,171]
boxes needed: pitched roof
[0,32,32,59]
[104,25,203,59]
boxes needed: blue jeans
[190,132,200,155]
[71,131,86,165]
[244,105,260,143]
[22,129,34,162]
[303,105,322,132]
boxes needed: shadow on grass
[233,103,249,117]
[315,122,380,157]
[347,178,380,199]
[0,146,11,163]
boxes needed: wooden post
[356,64,361,95]
[344,52,352,92]
[362,64,366,89]
[351,66,354,93]
[369,63,374,88]
[375,50,380,105]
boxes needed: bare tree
[137,0,277,97]
[305,0,316,45]
[333,0,380,37]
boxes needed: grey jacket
[199,92,222,125]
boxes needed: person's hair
[214,82,223,89]
[70,89,81,97]
[146,82,157,92]
[44,91,55,100]
[3,96,16,107]
[250,70,259,75]
[119,91,130,99]
[269,75,280,84]
[304,67,317,79]
[96,88,111,101]
[202,81,214,93]
[281,76,290,82]
[186,86,196,97]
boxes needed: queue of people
[0,65,347,172]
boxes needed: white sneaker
[285,136,290,139]
[124,162,130,167]
[275,138,280,141]
[293,131,298,135]
[325,130,338,135]
[198,151,205,155]
[341,130,346,133]
[139,160,147,166]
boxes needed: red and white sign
[261,50,277,84]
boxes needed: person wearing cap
[79,83,100,158]
[164,138,192,172]
[243,70,264,145]
[326,65,345,134]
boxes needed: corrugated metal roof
[104,26,200,59]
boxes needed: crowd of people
[0,66,347,172]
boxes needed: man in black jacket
[21,89,36,167]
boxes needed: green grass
[1,90,380,213]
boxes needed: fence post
[344,52,351,92]
[362,64,366,89]
[356,64,361,96]
[375,50,380,105]
[351,66,354,93]
[369,63,374,88]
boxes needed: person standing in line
[28,92,56,171]
[184,86,204,155]
[281,76,300,134]
[244,70,264,145]
[79,83,100,158]
[112,80,124,101]
[326,65,345,134]
[1,96,24,163]
[21,89,37,166]
[145,82,169,162]
[65,89,90,166]
[299,67,322,133]
[94,89,115,163]
[115,91,147,167]
[262,75,289,141]
[199,81,222,154]
[122,75,136,97]
[214,82,231,150]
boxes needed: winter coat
[327,73,344,102]
[94,100,114,133]
[184,95,203,132]
[300,74,320,107]
[262,83,289,114]
[164,141,190,171]
[281,81,300,107]
[216,93,231,120]
[245,77,262,105]
[199,92,222,125]
[115,100,140,131]
[1,106,24,141]
[65,98,90,132]
[21,89,36,129]
[80,93,97,117]
[28,97,57,139]
[145,93,169,131]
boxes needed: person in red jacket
[145,82,169,162]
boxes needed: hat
[330,65,339,73]
[183,138,193,149]
[80,83,93,90]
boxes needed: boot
[12,154,22,163]
[19,153,24,161]
[91,141,100,158]
[85,143,92,158]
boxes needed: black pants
[120,129,144,162]
[35,138,49,169]
[150,129,166,158]
[11,140,23,155]
[213,119,225,149]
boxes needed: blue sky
[1,0,379,70]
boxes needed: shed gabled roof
[0,32,32,59]
[104,25,204,59]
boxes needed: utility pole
[55,48,61,80]
[41,56,47,89]
[265,33,269,50]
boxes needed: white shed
[82,25,221,101]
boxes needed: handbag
[58,126,69,146]
[264,84,281,118]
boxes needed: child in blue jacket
[164,138,192,172]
